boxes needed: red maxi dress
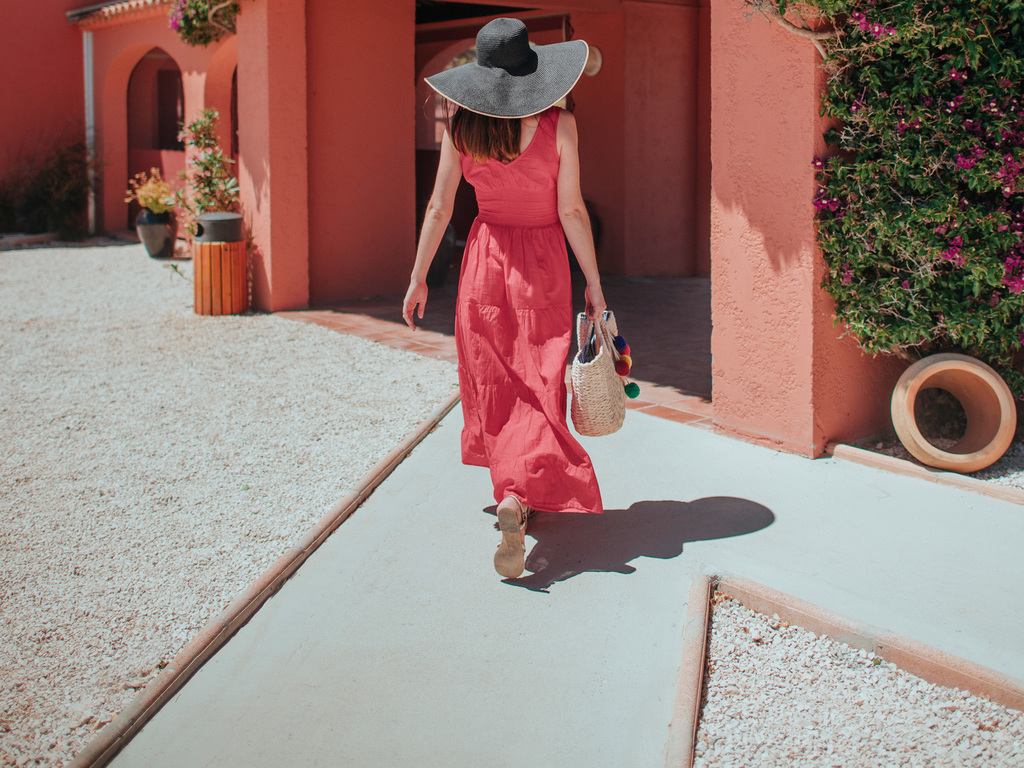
[455,106,603,515]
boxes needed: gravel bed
[0,244,458,767]
[694,594,1024,767]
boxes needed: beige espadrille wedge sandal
[494,496,531,578]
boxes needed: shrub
[0,139,91,238]
[769,0,1024,395]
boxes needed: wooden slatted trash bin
[193,213,247,315]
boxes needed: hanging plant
[168,0,239,47]
[753,0,1024,396]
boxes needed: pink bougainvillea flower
[901,280,911,289]
[1003,257,1024,293]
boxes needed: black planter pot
[135,209,178,260]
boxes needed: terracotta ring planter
[891,353,1017,473]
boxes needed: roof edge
[67,0,171,28]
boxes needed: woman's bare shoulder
[555,108,579,146]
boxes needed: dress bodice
[459,106,561,228]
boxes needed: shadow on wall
[487,497,775,592]
[712,10,819,272]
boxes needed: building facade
[5,0,904,456]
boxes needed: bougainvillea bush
[169,0,238,47]
[774,0,1024,394]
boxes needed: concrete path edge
[830,443,1024,506]
[664,574,712,768]
[717,575,1024,712]
[68,391,462,768]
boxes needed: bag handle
[577,311,619,362]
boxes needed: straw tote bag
[570,310,626,436]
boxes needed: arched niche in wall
[125,47,185,223]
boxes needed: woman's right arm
[403,131,463,330]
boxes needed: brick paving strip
[663,575,1024,768]
[67,392,461,768]
[277,305,716,429]
[282,300,1024,507]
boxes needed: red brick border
[666,574,1024,767]
[717,576,1024,712]
[665,574,713,768]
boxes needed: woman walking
[403,17,606,578]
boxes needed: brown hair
[442,101,521,164]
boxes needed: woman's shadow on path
[485,498,774,592]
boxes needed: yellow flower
[125,168,175,214]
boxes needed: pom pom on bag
[571,311,628,436]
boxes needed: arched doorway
[126,48,186,222]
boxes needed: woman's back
[459,107,562,229]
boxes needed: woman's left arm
[555,110,606,320]
[404,131,463,330]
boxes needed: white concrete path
[111,407,1024,767]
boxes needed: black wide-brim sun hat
[425,18,589,119]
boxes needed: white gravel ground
[0,243,459,767]
[695,594,1024,767]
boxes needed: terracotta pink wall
[304,0,415,303]
[623,0,700,276]
[1,1,84,182]
[695,0,711,277]
[570,11,626,274]
[709,2,902,455]
[237,0,309,311]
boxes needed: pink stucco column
[709,3,902,456]
[236,0,309,311]
[303,0,416,304]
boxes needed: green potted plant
[125,168,178,259]
[175,109,247,315]
[174,108,240,245]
